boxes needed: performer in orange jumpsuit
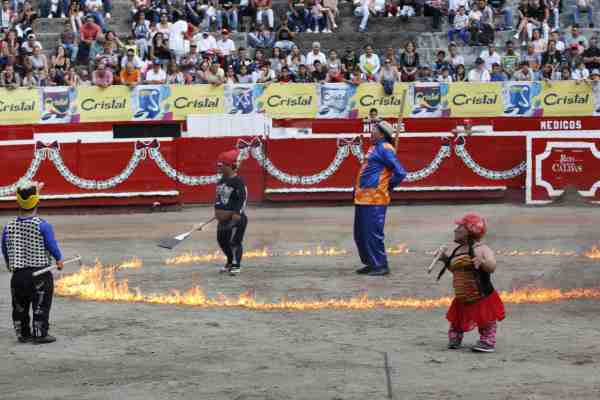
[354,121,406,276]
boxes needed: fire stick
[32,255,82,277]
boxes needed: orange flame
[583,245,600,259]
[165,247,272,265]
[497,249,578,257]
[55,263,600,311]
[117,257,143,269]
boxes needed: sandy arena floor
[1,204,600,400]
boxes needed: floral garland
[454,136,526,180]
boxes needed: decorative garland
[49,142,145,190]
[0,142,46,196]
[144,140,221,186]
[0,135,527,195]
[454,136,526,180]
[247,137,352,185]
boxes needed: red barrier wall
[1,116,598,208]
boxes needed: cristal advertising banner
[2,81,600,124]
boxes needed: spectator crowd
[0,0,599,90]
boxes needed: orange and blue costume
[354,139,406,273]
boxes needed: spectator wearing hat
[306,41,326,71]
[144,59,166,84]
[448,5,469,44]
[565,24,588,48]
[217,29,236,65]
[92,61,113,87]
[21,33,42,54]
[565,42,583,69]
[468,57,491,82]
[512,60,535,80]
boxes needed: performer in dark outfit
[214,149,248,276]
[437,212,505,353]
[354,121,406,276]
[1,181,64,344]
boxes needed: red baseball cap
[217,149,240,167]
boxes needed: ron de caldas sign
[526,133,600,204]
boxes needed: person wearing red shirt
[78,14,101,64]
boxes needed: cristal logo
[552,154,583,173]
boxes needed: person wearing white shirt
[120,48,144,69]
[305,42,327,70]
[168,11,188,62]
[194,31,218,54]
[144,59,167,84]
[550,31,566,52]
[480,43,501,71]
[448,42,465,67]
[217,29,236,57]
[572,61,590,80]
[468,58,491,82]
[359,45,381,75]
[252,62,276,83]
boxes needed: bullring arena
[2,204,600,399]
[2,111,600,399]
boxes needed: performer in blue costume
[354,121,407,276]
[1,181,64,344]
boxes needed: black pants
[11,268,54,338]
[217,214,248,267]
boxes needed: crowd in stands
[0,0,599,89]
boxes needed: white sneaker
[513,33,519,39]
[61,13,65,18]
[105,12,111,19]
[306,28,312,33]
[48,14,53,19]
[323,28,331,33]
[387,12,392,17]
[315,28,320,33]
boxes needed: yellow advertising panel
[256,83,317,118]
[0,88,40,124]
[447,82,503,117]
[77,86,132,122]
[170,84,224,120]
[351,83,409,118]
[538,81,594,116]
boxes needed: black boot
[33,335,57,344]
[355,266,372,274]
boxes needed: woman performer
[354,121,406,276]
[437,212,505,352]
